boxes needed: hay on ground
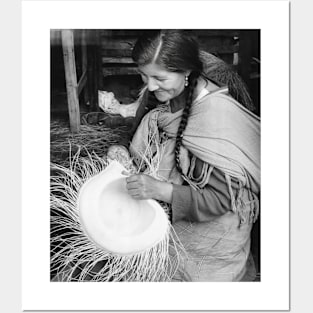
[50,120,131,168]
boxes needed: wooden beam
[101,29,240,38]
[101,49,133,57]
[61,29,80,133]
[185,30,240,37]
[100,38,136,50]
[81,29,89,104]
[77,69,87,96]
[102,67,139,77]
[86,30,101,111]
[102,57,134,64]
[96,29,103,94]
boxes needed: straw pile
[50,149,182,282]
[50,119,131,169]
[50,124,184,281]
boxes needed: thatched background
[50,118,132,169]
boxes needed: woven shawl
[130,88,260,221]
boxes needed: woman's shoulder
[194,85,233,113]
[197,85,250,116]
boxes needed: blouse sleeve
[171,164,239,223]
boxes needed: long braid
[132,30,203,175]
[174,73,199,175]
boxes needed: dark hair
[132,30,203,176]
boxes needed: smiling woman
[50,29,260,282]
[127,30,260,281]
[138,64,188,103]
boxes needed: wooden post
[85,30,102,112]
[96,29,103,96]
[61,29,80,133]
[86,30,97,111]
[81,29,89,105]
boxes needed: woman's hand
[124,173,173,203]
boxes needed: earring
[185,76,189,87]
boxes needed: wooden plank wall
[98,29,260,115]
[100,30,240,77]
[51,29,259,122]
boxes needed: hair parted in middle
[132,29,203,176]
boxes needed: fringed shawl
[130,88,260,224]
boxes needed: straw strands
[50,119,130,168]
[50,145,184,281]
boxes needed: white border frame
[22,1,290,311]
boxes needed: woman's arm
[124,160,239,223]
[171,166,239,223]
[124,167,238,222]
[125,174,173,203]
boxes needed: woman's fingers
[125,175,141,195]
[127,189,142,198]
[125,174,148,199]
[124,174,159,200]
[125,181,140,191]
[126,184,144,199]
[125,174,141,183]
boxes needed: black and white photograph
[21,1,290,311]
[50,29,261,283]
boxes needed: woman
[124,30,260,281]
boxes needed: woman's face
[138,63,189,103]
